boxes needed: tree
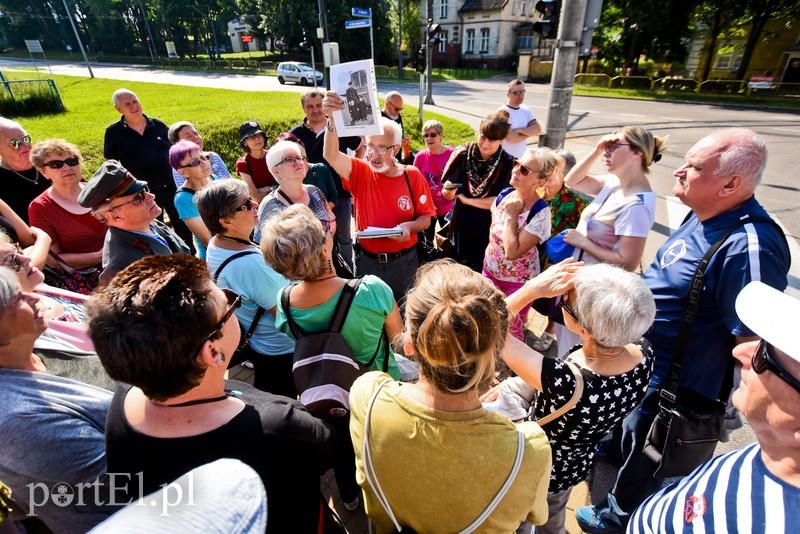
[695,0,738,81]
[734,0,800,80]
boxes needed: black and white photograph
[330,59,382,136]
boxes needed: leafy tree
[733,0,800,80]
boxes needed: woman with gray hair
[253,140,334,243]
[196,179,296,396]
[487,261,656,534]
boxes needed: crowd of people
[0,78,798,534]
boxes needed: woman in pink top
[28,139,107,270]
[413,120,455,245]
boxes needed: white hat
[735,281,800,365]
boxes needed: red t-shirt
[28,189,107,256]
[235,153,276,188]
[344,158,435,254]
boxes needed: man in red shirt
[322,91,434,303]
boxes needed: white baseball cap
[735,281,800,365]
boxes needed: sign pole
[60,0,94,78]
[369,14,375,61]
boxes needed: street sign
[241,35,254,43]
[345,19,371,29]
[24,40,43,54]
[352,7,371,18]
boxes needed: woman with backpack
[195,180,296,397]
[261,203,403,513]
[482,147,557,341]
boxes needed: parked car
[276,62,324,86]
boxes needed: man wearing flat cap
[79,160,190,283]
[629,281,800,533]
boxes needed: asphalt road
[4,58,799,294]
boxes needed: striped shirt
[629,444,800,533]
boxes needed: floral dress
[532,338,654,493]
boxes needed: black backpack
[280,278,388,420]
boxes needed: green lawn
[4,72,475,174]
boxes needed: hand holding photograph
[329,59,382,136]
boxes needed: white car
[276,62,324,86]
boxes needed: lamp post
[60,0,93,78]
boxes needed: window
[480,28,490,53]
[511,0,516,16]
[440,0,448,19]
[714,45,743,70]
[439,30,448,53]
[521,0,527,15]
[518,33,533,50]
[466,29,475,53]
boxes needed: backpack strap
[525,197,549,226]
[176,186,197,195]
[212,250,264,348]
[280,284,305,339]
[328,278,362,332]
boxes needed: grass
[574,85,800,110]
[3,72,476,174]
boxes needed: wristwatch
[325,117,337,132]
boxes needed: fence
[0,77,64,116]
[575,74,800,98]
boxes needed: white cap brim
[735,281,800,365]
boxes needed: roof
[459,0,508,13]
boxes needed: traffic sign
[345,19,371,29]
[352,7,371,18]
[242,35,254,43]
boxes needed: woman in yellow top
[349,260,552,533]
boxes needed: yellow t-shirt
[350,372,552,533]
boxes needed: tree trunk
[735,11,769,80]
[701,8,724,81]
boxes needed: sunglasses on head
[108,186,150,210]
[752,339,800,395]
[8,135,32,150]
[203,288,242,344]
[180,153,211,169]
[43,156,80,170]
[513,159,539,177]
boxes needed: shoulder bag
[643,214,788,477]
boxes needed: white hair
[378,118,402,146]
[112,88,137,107]
[709,128,767,190]
[0,117,22,135]
[266,140,304,175]
[572,264,656,349]
[384,91,402,104]
[0,267,20,312]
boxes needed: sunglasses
[8,135,32,150]
[204,288,242,344]
[514,160,540,177]
[560,297,579,323]
[422,133,440,138]
[320,218,333,235]
[509,89,526,95]
[752,340,800,395]
[275,155,307,167]
[108,186,150,211]
[2,246,22,272]
[42,156,80,170]
[234,197,256,212]
[180,153,211,169]
[606,142,632,153]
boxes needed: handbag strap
[212,250,264,346]
[660,214,788,410]
[363,379,525,533]
[536,361,584,426]
[401,169,417,219]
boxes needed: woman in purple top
[413,120,454,245]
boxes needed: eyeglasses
[203,288,242,344]
[108,186,150,211]
[365,144,396,155]
[422,133,440,138]
[42,156,80,170]
[752,339,800,395]
[560,297,579,323]
[234,197,256,212]
[389,102,404,112]
[180,153,211,169]
[514,160,540,177]
[606,142,632,153]
[509,90,526,96]
[8,135,32,150]
[1,246,22,272]
[275,155,307,167]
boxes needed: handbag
[43,251,100,295]
[643,214,787,478]
[363,379,525,533]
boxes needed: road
[4,58,799,294]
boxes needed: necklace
[1,163,40,185]
[307,274,337,282]
[156,394,230,408]
[583,347,627,361]
[219,234,256,247]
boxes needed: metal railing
[0,77,65,116]
[575,74,800,99]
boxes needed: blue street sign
[345,19,371,29]
[352,7,371,17]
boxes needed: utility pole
[61,0,93,78]
[397,0,403,78]
[541,0,587,149]
[139,2,158,60]
[424,0,434,105]
[317,0,331,89]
